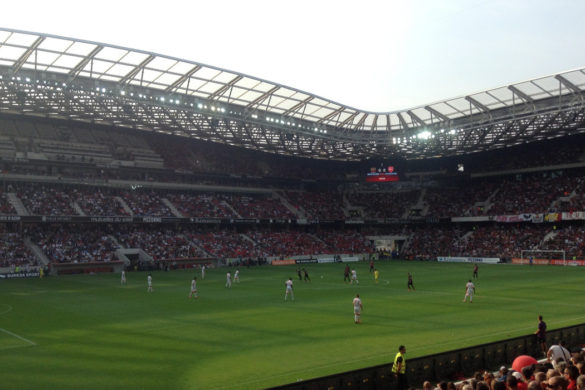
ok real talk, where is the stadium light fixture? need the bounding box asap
[417,130,431,140]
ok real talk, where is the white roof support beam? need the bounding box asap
[120,55,155,85]
[12,36,44,73]
[208,75,243,101]
[555,75,582,94]
[165,65,201,93]
[282,96,313,116]
[465,96,490,113]
[508,85,534,104]
[68,45,103,81]
[424,105,450,122]
[318,106,346,124]
[407,110,426,126]
[246,85,280,109]
[397,112,409,129]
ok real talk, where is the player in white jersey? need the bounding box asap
[353,294,363,323]
[201,265,206,279]
[121,270,126,285]
[226,272,232,288]
[189,277,198,299]
[147,274,153,292]
[351,269,359,284]
[234,269,240,283]
[284,278,294,301]
[463,280,475,303]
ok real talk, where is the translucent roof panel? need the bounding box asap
[0,27,583,140]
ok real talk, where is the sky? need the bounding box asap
[2,0,585,112]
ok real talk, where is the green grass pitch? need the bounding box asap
[1,260,584,390]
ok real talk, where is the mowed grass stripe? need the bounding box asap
[0,261,583,390]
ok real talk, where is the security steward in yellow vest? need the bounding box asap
[392,345,407,390]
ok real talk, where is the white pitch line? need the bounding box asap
[0,327,36,346]
[0,304,12,316]
[0,343,36,351]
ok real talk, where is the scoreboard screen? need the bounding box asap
[366,166,400,182]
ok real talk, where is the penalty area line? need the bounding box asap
[0,327,36,347]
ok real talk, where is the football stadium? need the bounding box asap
[1,24,585,390]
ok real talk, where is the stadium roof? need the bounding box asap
[1,28,585,161]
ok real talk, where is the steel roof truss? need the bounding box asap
[465,96,490,113]
[165,65,202,93]
[424,105,450,122]
[12,36,44,73]
[120,55,155,85]
[508,85,534,104]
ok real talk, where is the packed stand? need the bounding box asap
[16,183,77,216]
[164,193,236,218]
[316,230,375,254]
[185,231,266,259]
[539,225,585,260]
[454,224,549,259]
[248,231,331,257]
[0,232,39,268]
[346,191,418,219]
[0,191,16,215]
[114,226,202,260]
[120,190,174,217]
[71,187,130,216]
[27,225,118,263]
[285,191,345,220]
[488,175,575,215]
[402,225,467,260]
[226,194,296,219]
[425,181,499,218]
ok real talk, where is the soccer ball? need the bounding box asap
[320,275,323,279]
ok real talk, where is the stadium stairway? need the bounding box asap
[221,200,241,218]
[179,234,212,258]
[72,201,85,216]
[23,237,50,267]
[6,192,29,216]
[115,196,133,216]
[274,191,304,219]
[162,198,183,217]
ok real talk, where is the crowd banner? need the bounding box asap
[437,257,500,264]
[562,211,585,221]
[544,213,561,222]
